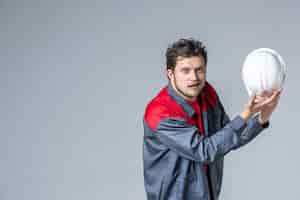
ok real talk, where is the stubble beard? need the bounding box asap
[173,79,202,101]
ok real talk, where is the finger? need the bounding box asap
[275,91,281,101]
[274,90,281,99]
[272,88,282,96]
[273,88,283,93]
[262,90,280,105]
[262,90,272,97]
[249,94,256,106]
[273,91,282,104]
[269,91,281,105]
[254,99,260,103]
[246,94,256,109]
[255,96,267,102]
[255,95,265,99]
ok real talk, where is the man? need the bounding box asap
[142,38,281,200]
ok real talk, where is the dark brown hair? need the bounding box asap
[166,38,207,70]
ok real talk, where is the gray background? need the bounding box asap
[1,0,299,199]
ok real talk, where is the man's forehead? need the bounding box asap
[176,56,206,67]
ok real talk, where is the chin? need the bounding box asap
[187,91,201,98]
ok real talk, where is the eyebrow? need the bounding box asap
[181,66,205,70]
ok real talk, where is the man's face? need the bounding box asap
[167,56,207,101]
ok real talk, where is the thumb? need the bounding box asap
[249,94,256,107]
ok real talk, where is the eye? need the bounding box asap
[181,68,190,74]
[196,68,205,73]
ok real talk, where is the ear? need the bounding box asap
[167,69,174,80]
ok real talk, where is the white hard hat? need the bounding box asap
[242,48,287,96]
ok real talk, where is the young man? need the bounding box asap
[142,38,281,200]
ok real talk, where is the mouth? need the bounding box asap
[188,83,202,88]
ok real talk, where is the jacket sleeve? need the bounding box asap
[233,115,267,149]
[155,115,249,163]
[219,102,267,150]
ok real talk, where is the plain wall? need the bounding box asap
[1,0,299,199]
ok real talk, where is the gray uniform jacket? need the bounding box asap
[143,82,268,200]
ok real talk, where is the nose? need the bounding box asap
[190,70,199,81]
